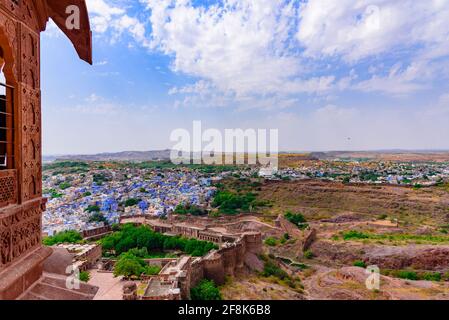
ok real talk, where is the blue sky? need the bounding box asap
[41,0,449,155]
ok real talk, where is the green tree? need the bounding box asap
[212,190,257,214]
[264,237,278,246]
[99,224,217,257]
[303,250,314,259]
[124,198,139,207]
[113,252,146,278]
[190,280,222,300]
[353,260,366,268]
[262,260,288,280]
[43,230,83,246]
[174,204,207,216]
[86,205,100,213]
[59,182,71,190]
[144,265,162,276]
[397,271,418,281]
[89,212,108,224]
[79,271,90,282]
[284,211,308,229]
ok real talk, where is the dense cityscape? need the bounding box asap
[42,158,449,236]
[42,163,219,236]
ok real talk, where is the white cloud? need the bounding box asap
[94,60,109,66]
[85,93,102,103]
[143,0,302,98]
[140,0,449,105]
[73,0,449,111]
[68,103,120,115]
[86,0,125,33]
[297,0,449,62]
[354,62,428,95]
[86,0,150,46]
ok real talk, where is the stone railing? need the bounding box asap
[0,169,17,208]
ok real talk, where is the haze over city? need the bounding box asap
[41,0,449,155]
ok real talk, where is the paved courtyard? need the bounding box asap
[89,270,124,300]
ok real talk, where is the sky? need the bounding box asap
[41,0,449,155]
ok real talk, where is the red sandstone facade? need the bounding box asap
[0,0,91,300]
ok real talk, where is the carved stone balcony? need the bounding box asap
[0,169,17,208]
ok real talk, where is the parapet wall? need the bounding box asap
[82,226,112,240]
[124,217,263,300]
[141,232,262,300]
[198,232,262,287]
[202,253,225,286]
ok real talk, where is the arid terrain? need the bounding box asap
[219,177,449,300]
[38,156,449,300]
[257,180,449,224]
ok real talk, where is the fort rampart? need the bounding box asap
[121,217,262,300]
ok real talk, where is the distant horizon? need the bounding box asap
[42,148,449,158]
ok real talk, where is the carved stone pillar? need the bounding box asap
[0,0,91,300]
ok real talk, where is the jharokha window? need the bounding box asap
[0,49,14,170]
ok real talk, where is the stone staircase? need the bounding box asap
[18,273,99,300]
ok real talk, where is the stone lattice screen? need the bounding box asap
[0,169,17,207]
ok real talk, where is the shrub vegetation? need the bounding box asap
[43,230,83,246]
[284,211,309,230]
[190,279,222,300]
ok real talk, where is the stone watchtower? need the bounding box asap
[0,0,91,299]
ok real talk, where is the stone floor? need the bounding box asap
[89,270,124,300]
[19,272,98,300]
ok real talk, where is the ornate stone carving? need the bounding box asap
[0,202,41,271]
[0,215,12,267]
[0,6,18,81]
[0,170,17,206]
[21,85,41,201]
[0,0,92,300]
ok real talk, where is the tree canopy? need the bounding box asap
[174,203,207,216]
[43,230,83,246]
[190,279,222,300]
[113,251,162,278]
[284,211,309,230]
[211,190,256,214]
[100,224,218,257]
[89,212,108,224]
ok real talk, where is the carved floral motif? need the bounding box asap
[0,203,41,271]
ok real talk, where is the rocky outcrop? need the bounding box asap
[301,228,317,252]
[312,241,449,272]
[303,266,449,300]
[365,246,449,271]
